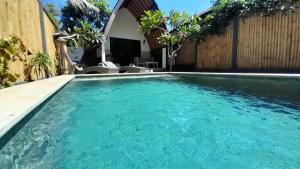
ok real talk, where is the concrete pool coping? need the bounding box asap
[75,72,300,78]
[0,75,75,139]
[0,72,300,139]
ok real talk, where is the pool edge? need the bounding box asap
[168,72,300,78]
[0,75,75,141]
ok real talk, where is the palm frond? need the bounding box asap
[67,0,99,13]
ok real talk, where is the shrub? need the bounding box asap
[30,52,53,80]
[0,35,26,88]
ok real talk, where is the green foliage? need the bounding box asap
[61,0,110,58]
[199,0,298,38]
[235,0,297,16]
[169,11,190,30]
[61,0,111,33]
[45,3,60,28]
[30,52,53,80]
[140,10,201,70]
[186,15,203,42]
[71,20,103,48]
[45,3,60,16]
[139,10,165,34]
[0,35,26,88]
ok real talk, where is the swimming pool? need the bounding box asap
[0,74,300,169]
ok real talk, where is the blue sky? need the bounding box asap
[42,0,212,15]
[156,0,211,14]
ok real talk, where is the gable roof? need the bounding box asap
[104,0,164,50]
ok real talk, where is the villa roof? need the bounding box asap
[104,0,165,50]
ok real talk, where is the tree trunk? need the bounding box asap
[170,62,173,71]
[168,46,173,72]
[169,53,176,72]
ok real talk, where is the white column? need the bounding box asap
[101,39,106,63]
[162,48,167,69]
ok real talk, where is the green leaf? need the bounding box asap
[6,73,17,82]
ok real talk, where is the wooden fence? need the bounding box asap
[176,40,196,70]
[0,0,58,81]
[176,2,300,72]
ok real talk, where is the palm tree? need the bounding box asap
[67,0,99,12]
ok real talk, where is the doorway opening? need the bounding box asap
[110,37,141,66]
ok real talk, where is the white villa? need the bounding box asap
[102,0,167,69]
[69,0,167,69]
[68,0,167,69]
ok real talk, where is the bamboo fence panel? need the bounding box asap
[177,2,300,72]
[177,40,196,65]
[237,7,300,70]
[197,23,233,70]
[0,0,57,81]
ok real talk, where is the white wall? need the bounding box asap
[67,47,84,62]
[105,8,150,57]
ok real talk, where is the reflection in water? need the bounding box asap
[177,75,300,110]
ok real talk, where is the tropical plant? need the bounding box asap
[71,20,103,48]
[23,59,34,82]
[46,3,60,16]
[0,35,26,88]
[30,52,53,80]
[140,10,201,71]
[60,0,111,65]
[61,0,111,34]
[68,19,105,65]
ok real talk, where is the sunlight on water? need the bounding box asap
[1,75,300,169]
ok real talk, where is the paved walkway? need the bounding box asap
[0,75,75,138]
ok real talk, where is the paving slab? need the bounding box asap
[0,75,75,138]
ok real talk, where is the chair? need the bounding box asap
[134,57,158,68]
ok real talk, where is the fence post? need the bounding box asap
[38,0,48,54]
[231,17,239,70]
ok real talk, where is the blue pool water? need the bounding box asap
[1,75,300,169]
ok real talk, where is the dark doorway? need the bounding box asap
[81,47,101,66]
[110,37,141,66]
